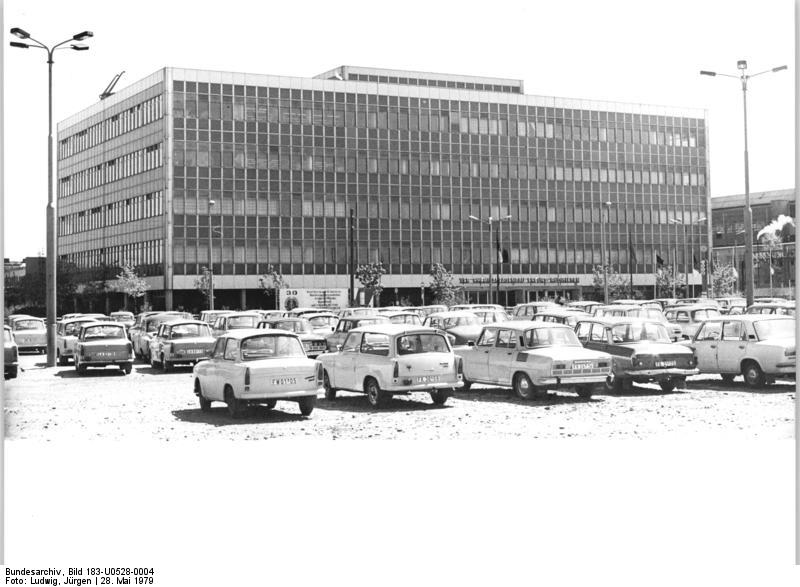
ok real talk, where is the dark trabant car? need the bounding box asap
[574,317,698,393]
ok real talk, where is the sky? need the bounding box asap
[2,0,795,261]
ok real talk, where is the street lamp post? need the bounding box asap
[670,216,706,297]
[700,61,787,306]
[599,201,612,304]
[349,208,356,306]
[208,199,216,311]
[9,27,93,367]
[469,214,511,305]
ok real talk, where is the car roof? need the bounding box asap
[427,310,479,318]
[301,311,338,317]
[576,316,664,326]
[535,308,586,316]
[515,301,558,307]
[665,304,721,311]
[348,324,442,336]
[714,314,792,322]
[219,328,301,340]
[484,320,574,331]
[161,319,210,327]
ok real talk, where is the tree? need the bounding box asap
[355,261,387,307]
[710,261,739,298]
[194,267,212,305]
[591,264,631,301]
[258,264,288,310]
[113,262,150,312]
[655,266,685,298]
[427,263,464,306]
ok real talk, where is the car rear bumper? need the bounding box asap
[533,374,610,387]
[387,378,463,392]
[624,367,699,381]
[239,386,323,400]
[81,359,133,367]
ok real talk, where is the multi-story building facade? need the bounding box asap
[57,66,710,311]
[712,189,795,297]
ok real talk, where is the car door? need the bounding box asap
[201,337,227,400]
[335,332,362,390]
[487,328,517,385]
[716,320,748,374]
[692,321,723,373]
[468,327,497,382]
[575,321,593,347]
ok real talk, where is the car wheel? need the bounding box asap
[194,379,211,413]
[460,378,473,392]
[575,384,594,399]
[224,385,246,419]
[57,351,68,366]
[122,363,132,375]
[429,389,450,405]
[162,354,172,372]
[150,353,160,369]
[6,366,18,379]
[298,395,316,416]
[323,371,337,400]
[365,377,388,408]
[513,372,538,400]
[604,375,625,394]
[264,399,277,410]
[659,379,676,393]
[742,361,766,387]
[720,373,736,384]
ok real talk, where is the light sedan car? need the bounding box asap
[11,317,47,354]
[149,320,216,371]
[74,323,134,375]
[211,312,264,338]
[257,317,328,358]
[302,312,340,335]
[574,317,698,393]
[383,311,423,326]
[193,329,321,418]
[4,326,19,379]
[110,311,135,331]
[326,315,390,351]
[531,308,586,328]
[664,305,722,340]
[685,315,795,386]
[744,303,795,317]
[456,322,611,399]
[318,324,462,407]
[422,311,484,345]
[57,317,101,365]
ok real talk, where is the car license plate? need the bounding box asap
[572,360,593,369]
[416,375,441,383]
[184,349,203,354]
[96,352,114,357]
[272,377,296,385]
[655,360,676,368]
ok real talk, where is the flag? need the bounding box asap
[628,231,637,264]
[655,253,664,267]
[693,254,700,271]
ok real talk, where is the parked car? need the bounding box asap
[591,304,641,318]
[565,301,601,313]
[302,312,339,335]
[288,307,336,318]
[415,305,448,318]
[451,303,505,313]
[683,315,795,386]
[318,324,462,407]
[132,312,193,360]
[257,317,328,358]
[199,310,233,325]
[472,309,510,325]
[574,317,698,392]
[611,306,683,342]
[211,312,264,338]
[422,311,484,345]
[531,308,585,328]
[192,329,321,418]
[337,307,380,319]
[110,311,136,330]
[326,315,391,351]
[74,322,134,375]
[715,297,747,315]
[457,321,612,399]
[511,301,558,319]
[744,302,795,317]
[664,305,723,340]
[57,317,101,365]
[383,311,423,326]
[10,317,47,354]
[149,320,216,371]
[4,326,19,379]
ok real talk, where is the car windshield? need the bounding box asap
[170,324,211,338]
[753,319,795,340]
[630,309,665,321]
[83,325,125,340]
[611,322,671,343]
[228,316,259,329]
[240,335,305,360]
[272,321,308,333]
[524,327,581,347]
[389,314,419,324]
[13,319,44,331]
[357,318,388,326]
[65,320,94,336]
[443,316,478,328]
[692,309,721,320]
[308,316,337,327]
[396,333,450,355]
[111,313,134,320]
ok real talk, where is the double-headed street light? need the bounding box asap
[9,27,93,367]
[207,199,217,311]
[700,60,787,306]
[669,216,707,297]
[599,201,613,304]
[469,214,512,305]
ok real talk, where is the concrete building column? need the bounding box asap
[240,289,246,310]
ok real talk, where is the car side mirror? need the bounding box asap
[466,341,475,347]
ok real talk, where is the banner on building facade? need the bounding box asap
[278,288,349,311]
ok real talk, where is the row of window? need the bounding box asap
[58,143,163,198]
[172,93,703,146]
[58,95,163,159]
[58,191,164,236]
[344,73,522,94]
[171,142,705,185]
[60,239,163,271]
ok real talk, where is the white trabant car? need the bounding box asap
[193,329,321,418]
[4,326,19,379]
[149,319,216,371]
[318,324,463,408]
[11,317,47,353]
[74,323,134,375]
[57,317,102,365]
[684,315,795,386]
[456,321,612,400]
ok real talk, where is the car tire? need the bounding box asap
[365,377,388,408]
[194,379,212,413]
[76,362,88,375]
[298,395,316,416]
[264,399,277,410]
[575,384,594,399]
[460,378,473,392]
[122,364,132,375]
[513,372,538,400]
[323,371,337,400]
[224,385,246,419]
[429,389,450,405]
[6,366,18,379]
[162,354,172,372]
[742,361,766,387]
[604,375,625,394]
[57,351,68,366]
[720,373,736,384]
[150,353,160,369]
[659,379,676,393]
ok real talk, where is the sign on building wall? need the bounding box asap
[278,288,349,311]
